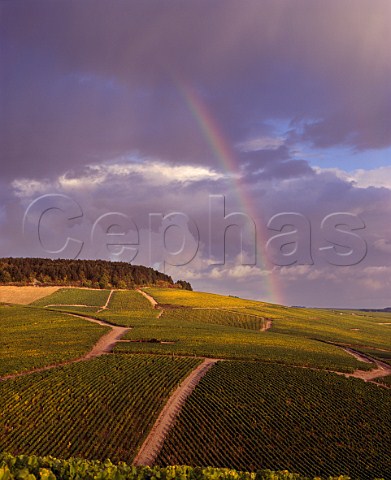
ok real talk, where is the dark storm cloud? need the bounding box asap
[1,0,391,307]
[1,0,391,181]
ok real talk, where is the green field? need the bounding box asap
[146,288,266,308]
[32,288,111,308]
[95,290,160,327]
[46,305,104,314]
[268,309,391,351]
[114,313,367,372]
[102,289,159,324]
[0,355,200,463]
[108,290,154,312]
[144,289,391,357]
[157,361,390,479]
[159,309,266,331]
[0,305,108,376]
[377,375,391,386]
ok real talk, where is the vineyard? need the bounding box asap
[146,288,266,308]
[157,361,391,479]
[95,290,160,327]
[161,308,266,331]
[107,290,155,312]
[0,305,108,376]
[377,375,391,386]
[0,284,390,479]
[0,453,356,480]
[146,289,391,352]
[267,309,390,351]
[32,288,111,309]
[0,355,200,463]
[114,308,370,373]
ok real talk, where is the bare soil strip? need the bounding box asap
[0,286,60,305]
[133,358,219,466]
[137,289,158,307]
[137,289,163,318]
[261,319,272,331]
[97,289,114,312]
[0,314,130,381]
[341,347,391,381]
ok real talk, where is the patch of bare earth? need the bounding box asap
[342,347,391,382]
[261,319,272,331]
[133,358,219,466]
[0,286,60,305]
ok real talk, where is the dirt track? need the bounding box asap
[137,289,158,307]
[133,358,219,466]
[0,314,130,381]
[342,347,391,381]
[137,289,163,317]
[97,289,114,312]
[259,318,272,331]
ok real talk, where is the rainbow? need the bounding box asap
[175,78,284,305]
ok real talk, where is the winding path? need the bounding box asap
[341,347,391,381]
[137,289,158,307]
[0,313,130,381]
[133,358,219,466]
[137,289,163,317]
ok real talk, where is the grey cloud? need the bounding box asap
[1,0,391,182]
[1,0,391,307]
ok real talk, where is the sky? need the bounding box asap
[1,0,391,308]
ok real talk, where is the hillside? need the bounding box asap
[0,283,390,478]
[0,257,192,290]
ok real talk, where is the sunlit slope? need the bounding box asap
[157,361,391,479]
[0,355,200,463]
[0,305,108,376]
[110,289,370,372]
[97,290,160,327]
[115,319,364,372]
[146,288,391,353]
[3,286,388,376]
[146,288,270,308]
[107,290,153,312]
[32,288,110,308]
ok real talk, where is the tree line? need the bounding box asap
[0,257,192,290]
